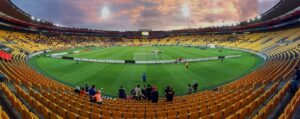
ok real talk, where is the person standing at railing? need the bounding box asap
[135,85,144,101]
[89,85,97,102]
[165,86,175,102]
[80,88,87,96]
[118,86,127,99]
[92,90,103,105]
[85,84,89,92]
[187,84,193,94]
[130,86,136,99]
[146,84,152,101]
[193,83,198,93]
[151,86,159,103]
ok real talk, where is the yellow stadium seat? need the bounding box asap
[134,112,144,118]
[67,111,79,119]
[211,111,222,119]
[200,108,209,117]
[123,112,133,118]
[101,110,111,117]
[177,113,189,119]
[111,111,122,118]
[90,113,101,119]
[79,110,90,118]
[200,115,212,119]
[145,112,156,118]
[157,111,167,118]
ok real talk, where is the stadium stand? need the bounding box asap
[278,88,300,119]
[0,26,299,118]
[0,0,300,119]
[0,105,9,119]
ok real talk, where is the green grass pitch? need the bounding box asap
[29,46,264,96]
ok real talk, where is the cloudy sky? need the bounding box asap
[11,0,280,31]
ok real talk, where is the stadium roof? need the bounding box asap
[0,0,53,26]
[1,0,287,30]
[260,0,300,21]
[0,0,299,34]
[0,0,31,22]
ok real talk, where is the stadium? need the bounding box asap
[0,0,299,119]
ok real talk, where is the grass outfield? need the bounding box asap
[29,46,264,96]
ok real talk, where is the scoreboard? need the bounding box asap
[141,32,149,36]
[139,29,151,36]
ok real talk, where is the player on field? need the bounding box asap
[142,73,147,82]
[185,62,189,69]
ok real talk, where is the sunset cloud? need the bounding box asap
[11,0,279,30]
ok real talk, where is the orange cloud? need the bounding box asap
[11,0,278,30]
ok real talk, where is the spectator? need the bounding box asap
[135,85,144,101]
[142,85,147,99]
[151,86,159,103]
[166,87,175,102]
[193,83,198,93]
[88,85,97,96]
[80,88,87,96]
[187,84,193,94]
[85,84,89,92]
[92,90,103,105]
[165,86,170,99]
[118,86,127,99]
[146,84,152,101]
[130,86,136,99]
[74,86,80,94]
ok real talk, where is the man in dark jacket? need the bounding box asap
[165,86,170,99]
[118,86,127,99]
[85,84,89,92]
[130,87,136,99]
[151,86,159,103]
[166,87,175,102]
[88,85,97,102]
[193,83,198,93]
[88,85,97,96]
[141,85,147,99]
[146,84,152,101]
